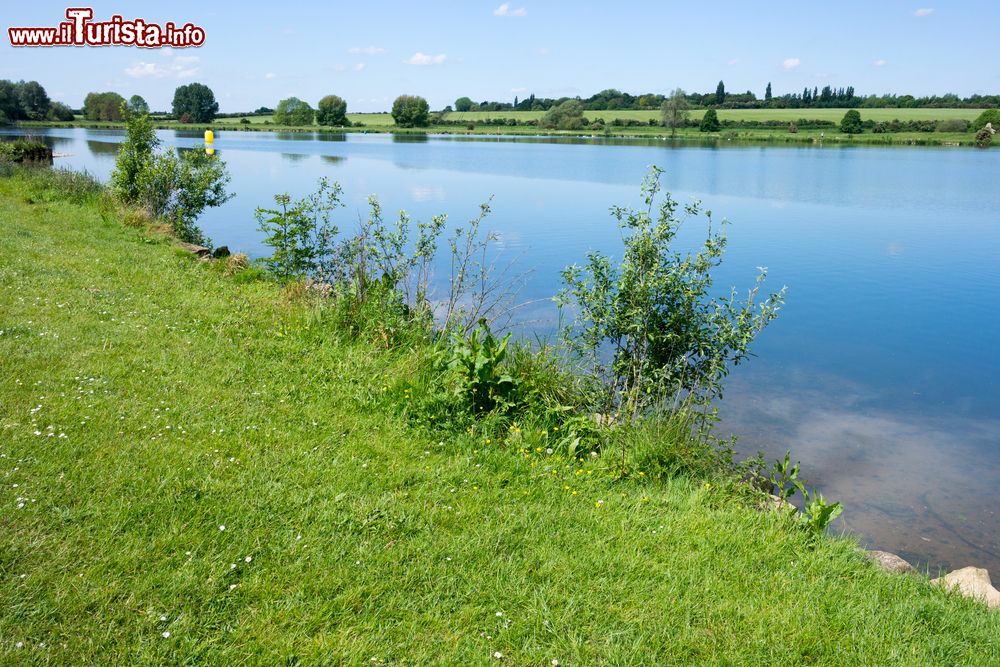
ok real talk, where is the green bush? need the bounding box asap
[935,118,970,133]
[110,109,232,245]
[699,108,721,132]
[840,110,863,134]
[557,167,785,420]
[0,140,52,163]
[971,108,1000,132]
[542,100,587,131]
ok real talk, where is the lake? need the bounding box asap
[7,127,999,574]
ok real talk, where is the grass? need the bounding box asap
[1,167,999,664]
[440,108,986,123]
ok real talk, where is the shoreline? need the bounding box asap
[11,119,994,148]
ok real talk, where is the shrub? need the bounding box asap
[936,118,970,133]
[542,100,586,131]
[111,109,232,244]
[971,109,1000,132]
[557,167,785,420]
[840,110,863,134]
[699,108,721,132]
[255,178,344,279]
[0,140,52,163]
[976,125,995,147]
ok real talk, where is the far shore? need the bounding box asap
[11,111,995,149]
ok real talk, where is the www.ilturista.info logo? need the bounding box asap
[8,8,205,48]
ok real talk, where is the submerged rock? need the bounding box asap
[866,550,915,574]
[932,567,1000,608]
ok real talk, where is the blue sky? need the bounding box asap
[2,1,997,112]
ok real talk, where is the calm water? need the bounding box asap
[8,128,1000,573]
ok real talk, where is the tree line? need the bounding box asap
[451,82,1000,113]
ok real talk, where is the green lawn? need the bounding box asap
[1,169,999,663]
[442,108,985,123]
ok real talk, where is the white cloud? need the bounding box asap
[914,7,933,16]
[536,47,550,56]
[873,59,887,67]
[125,54,200,79]
[782,57,801,70]
[727,58,739,66]
[264,72,277,79]
[353,63,366,72]
[404,52,447,66]
[493,3,527,17]
[348,46,385,55]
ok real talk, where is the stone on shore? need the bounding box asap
[931,567,1000,608]
[866,550,915,575]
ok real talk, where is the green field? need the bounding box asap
[442,108,984,123]
[2,166,1000,663]
[207,108,985,127]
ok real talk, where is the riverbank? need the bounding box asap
[15,117,992,148]
[1,167,998,663]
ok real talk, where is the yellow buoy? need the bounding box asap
[205,147,215,156]
[204,129,214,144]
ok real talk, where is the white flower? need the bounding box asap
[162,631,170,638]
[244,556,252,563]
[495,611,503,617]
[159,615,167,622]
[493,651,503,659]
[219,525,225,531]
[552,660,560,666]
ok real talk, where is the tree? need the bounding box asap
[15,80,50,120]
[840,109,863,134]
[171,83,218,123]
[127,95,149,115]
[454,97,474,112]
[699,108,720,132]
[0,80,21,122]
[316,95,348,126]
[660,88,689,137]
[46,102,74,122]
[541,100,586,130]
[274,97,315,126]
[83,92,126,121]
[715,80,726,106]
[391,95,430,127]
[765,82,772,101]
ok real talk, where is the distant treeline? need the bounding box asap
[451,83,1000,113]
[428,114,973,134]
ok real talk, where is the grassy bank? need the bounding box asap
[14,106,994,147]
[1,167,999,664]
